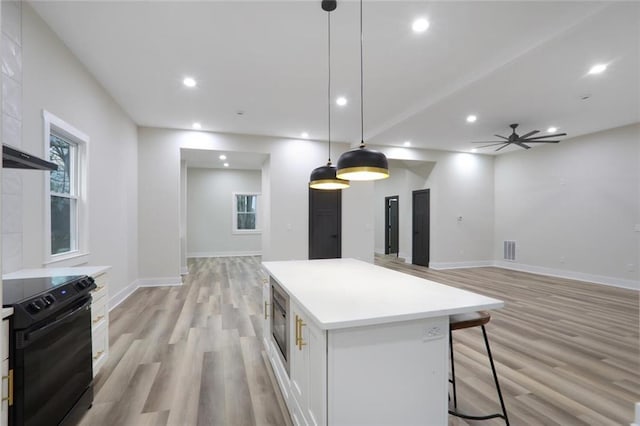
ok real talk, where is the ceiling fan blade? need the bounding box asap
[523,133,567,140]
[519,130,539,139]
[494,134,509,140]
[476,142,508,148]
[523,140,560,143]
[515,142,531,149]
[472,140,506,144]
[495,143,510,152]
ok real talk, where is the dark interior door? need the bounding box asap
[412,189,430,267]
[385,196,399,255]
[309,189,341,259]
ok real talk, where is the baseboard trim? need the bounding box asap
[187,251,262,258]
[180,266,189,276]
[430,260,494,270]
[137,277,183,287]
[494,261,640,290]
[109,279,139,311]
[108,276,183,311]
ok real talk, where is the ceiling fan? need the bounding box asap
[473,124,567,151]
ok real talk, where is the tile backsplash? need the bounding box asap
[2,1,23,274]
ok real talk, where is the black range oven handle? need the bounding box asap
[22,297,92,346]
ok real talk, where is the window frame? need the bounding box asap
[232,192,261,234]
[43,110,89,265]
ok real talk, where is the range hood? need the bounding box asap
[3,144,57,171]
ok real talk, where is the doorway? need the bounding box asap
[412,189,430,267]
[384,196,399,256]
[309,189,342,259]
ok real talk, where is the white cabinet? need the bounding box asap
[91,272,109,376]
[290,302,327,426]
[1,319,10,426]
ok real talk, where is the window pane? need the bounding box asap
[237,213,256,230]
[50,134,72,194]
[51,196,75,254]
[246,195,256,213]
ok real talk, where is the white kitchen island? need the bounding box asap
[262,258,504,426]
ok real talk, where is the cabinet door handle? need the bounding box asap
[2,369,13,406]
[297,317,307,350]
[264,302,270,320]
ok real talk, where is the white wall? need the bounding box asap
[373,146,496,268]
[187,168,261,257]
[494,123,640,289]
[14,4,139,300]
[374,164,430,261]
[137,127,376,281]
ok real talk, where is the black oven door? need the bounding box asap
[11,296,93,426]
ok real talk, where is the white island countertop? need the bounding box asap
[262,258,503,330]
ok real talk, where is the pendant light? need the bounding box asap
[336,0,389,181]
[309,1,350,190]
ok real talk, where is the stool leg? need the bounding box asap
[481,325,509,426]
[449,329,457,409]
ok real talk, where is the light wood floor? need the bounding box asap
[80,256,639,426]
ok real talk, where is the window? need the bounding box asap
[44,111,88,263]
[49,134,78,254]
[233,193,260,233]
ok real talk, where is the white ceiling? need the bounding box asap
[180,148,268,170]
[31,1,640,155]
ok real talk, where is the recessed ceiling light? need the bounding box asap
[223,163,229,167]
[219,154,227,160]
[588,63,607,75]
[471,148,478,153]
[336,97,347,106]
[412,18,430,33]
[192,122,201,130]
[301,132,309,139]
[466,115,477,123]
[403,141,411,147]
[183,77,197,87]
[547,127,558,133]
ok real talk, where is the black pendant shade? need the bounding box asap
[309,162,350,190]
[336,144,389,181]
[335,0,389,182]
[308,1,350,191]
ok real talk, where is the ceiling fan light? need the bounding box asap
[309,164,350,190]
[336,146,389,181]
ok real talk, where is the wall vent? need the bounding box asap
[503,240,516,261]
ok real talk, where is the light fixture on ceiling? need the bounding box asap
[547,126,558,133]
[471,148,478,153]
[336,0,389,181]
[336,96,347,106]
[301,132,310,139]
[412,18,430,33]
[466,114,477,123]
[403,141,411,147]
[192,122,202,130]
[309,0,350,191]
[223,163,229,167]
[183,77,197,87]
[588,63,607,75]
[219,154,227,160]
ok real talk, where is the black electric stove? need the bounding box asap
[3,275,96,329]
[3,275,96,426]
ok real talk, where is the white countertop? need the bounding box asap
[3,265,111,280]
[262,258,504,330]
[2,307,13,319]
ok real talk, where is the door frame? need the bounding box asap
[384,195,399,256]
[412,189,430,267]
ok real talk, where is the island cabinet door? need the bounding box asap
[290,302,327,426]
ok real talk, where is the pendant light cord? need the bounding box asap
[328,12,332,164]
[360,0,364,147]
